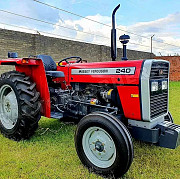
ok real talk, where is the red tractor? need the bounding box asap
[0,4,179,178]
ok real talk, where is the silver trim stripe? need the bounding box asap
[141,60,152,121]
[71,67,136,75]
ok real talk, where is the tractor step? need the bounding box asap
[51,112,63,119]
[156,121,180,149]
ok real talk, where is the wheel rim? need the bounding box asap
[82,126,116,168]
[0,84,18,129]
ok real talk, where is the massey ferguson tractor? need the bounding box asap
[0,4,179,178]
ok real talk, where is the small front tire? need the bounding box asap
[165,112,174,123]
[75,112,133,178]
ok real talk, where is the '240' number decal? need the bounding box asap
[116,68,132,74]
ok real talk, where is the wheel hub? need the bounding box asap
[82,126,116,168]
[95,141,104,152]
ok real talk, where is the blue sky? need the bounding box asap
[0,0,179,55]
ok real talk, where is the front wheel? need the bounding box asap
[75,112,133,178]
[164,112,174,123]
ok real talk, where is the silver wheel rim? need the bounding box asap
[82,126,116,168]
[0,84,18,129]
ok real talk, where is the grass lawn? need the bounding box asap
[0,82,179,179]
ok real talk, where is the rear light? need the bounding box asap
[21,59,29,64]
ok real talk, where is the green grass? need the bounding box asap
[0,82,180,179]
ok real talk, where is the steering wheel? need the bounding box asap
[58,56,82,66]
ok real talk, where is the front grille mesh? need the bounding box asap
[150,61,169,118]
[150,62,169,79]
[150,92,168,118]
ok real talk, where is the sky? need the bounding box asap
[0,0,180,56]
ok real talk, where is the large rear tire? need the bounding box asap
[0,71,41,141]
[75,112,133,178]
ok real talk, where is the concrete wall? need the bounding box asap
[0,28,153,60]
[0,28,155,76]
[155,56,180,81]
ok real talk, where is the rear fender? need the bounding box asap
[14,59,51,118]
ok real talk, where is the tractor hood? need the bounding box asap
[67,60,144,85]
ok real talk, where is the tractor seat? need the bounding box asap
[37,55,65,78]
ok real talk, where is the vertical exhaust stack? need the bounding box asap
[111,4,120,61]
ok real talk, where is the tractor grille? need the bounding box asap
[150,61,169,118]
[150,61,169,79]
[150,92,168,118]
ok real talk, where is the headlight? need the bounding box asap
[162,80,168,90]
[151,81,158,92]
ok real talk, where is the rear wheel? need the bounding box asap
[0,71,41,141]
[75,112,133,178]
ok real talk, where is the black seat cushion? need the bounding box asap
[37,55,57,71]
[37,54,65,78]
[46,71,65,78]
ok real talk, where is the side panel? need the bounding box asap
[16,60,51,118]
[68,60,143,85]
[117,86,141,120]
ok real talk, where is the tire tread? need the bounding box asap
[0,71,41,141]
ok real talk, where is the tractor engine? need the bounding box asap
[50,84,118,118]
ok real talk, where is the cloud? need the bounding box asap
[52,14,112,45]
[126,13,180,55]
[129,12,180,34]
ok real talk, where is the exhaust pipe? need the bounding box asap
[111,4,120,61]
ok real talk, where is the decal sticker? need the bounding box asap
[71,67,136,75]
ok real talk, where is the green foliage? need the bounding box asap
[0,82,179,179]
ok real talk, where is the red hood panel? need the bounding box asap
[68,60,144,85]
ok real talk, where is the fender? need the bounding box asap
[0,58,51,118]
